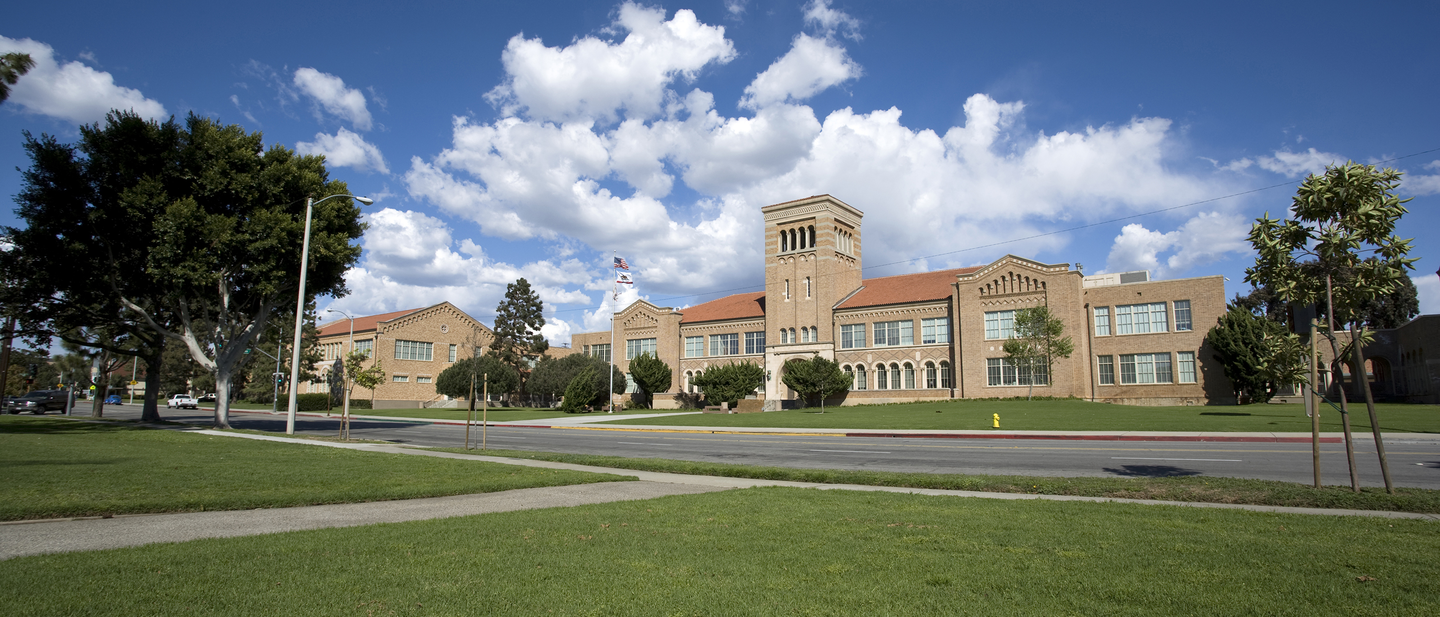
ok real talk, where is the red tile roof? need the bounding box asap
[318,308,422,338]
[679,292,766,324]
[836,267,982,310]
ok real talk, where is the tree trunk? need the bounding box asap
[212,370,233,429]
[139,350,163,422]
[1350,324,1394,493]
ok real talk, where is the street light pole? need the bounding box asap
[286,194,371,434]
[327,307,356,440]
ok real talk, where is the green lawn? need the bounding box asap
[598,398,1440,432]
[452,448,1440,514]
[2,488,1434,615]
[0,416,630,521]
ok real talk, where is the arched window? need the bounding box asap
[876,365,888,389]
[808,225,815,248]
[903,363,915,389]
[780,231,787,252]
[925,362,937,389]
[939,361,951,388]
[855,365,867,390]
[684,370,693,393]
[843,365,853,388]
[890,363,902,390]
[799,227,807,249]
[805,277,811,298]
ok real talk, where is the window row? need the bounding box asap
[1093,300,1192,336]
[779,327,817,345]
[389,374,432,384]
[779,224,816,253]
[683,332,767,358]
[986,357,1049,387]
[842,361,951,391]
[838,317,949,349]
[626,337,657,360]
[783,277,813,300]
[394,339,433,361]
[1096,351,1196,385]
[583,343,611,363]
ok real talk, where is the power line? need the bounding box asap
[544,146,1440,316]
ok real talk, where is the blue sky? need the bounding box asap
[5,0,1439,345]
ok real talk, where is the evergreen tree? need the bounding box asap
[491,278,548,391]
[1206,304,1308,405]
[780,355,850,410]
[691,362,765,407]
[628,352,673,408]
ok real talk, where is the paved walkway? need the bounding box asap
[3,428,1435,561]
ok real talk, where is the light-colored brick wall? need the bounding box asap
[954,257,1088,399]
[301,302,493,404]
[1085,275,1228,405]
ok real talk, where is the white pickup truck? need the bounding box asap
[166,394,198,409]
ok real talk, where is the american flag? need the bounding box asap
[613,256,630,270]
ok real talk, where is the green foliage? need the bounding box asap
[491,278,548,388]
[528,353,610,398]
[559,363,625,412]
[434,355,519,401]
[0,111,365,427]
[344,349,386,395]
[1357,272,1420,329]
[0,52,35,104]
[691,362,765,407]
[295,393,330,412]
[627,352,672,408]
[1001,306,1074,398]
[780,355,850,408]
[1206,305,1308,404]
[345,399,372,410]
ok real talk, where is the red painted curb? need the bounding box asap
[844,432,1343,443]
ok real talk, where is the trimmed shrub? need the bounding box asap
[296,393,330,411]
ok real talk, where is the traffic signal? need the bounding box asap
[275,373,285,386]
[27,363,37,378]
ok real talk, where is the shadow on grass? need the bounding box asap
[1200,412,1252,417]
[0,417,147,435]
[1102,465,1202,478]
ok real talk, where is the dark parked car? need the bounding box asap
[104,394,122,405]
[7,390,68,414]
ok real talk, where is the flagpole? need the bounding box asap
[609,250,616,413]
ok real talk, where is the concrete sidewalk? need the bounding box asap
[3,428,1435,561]
[235,408,1440,445]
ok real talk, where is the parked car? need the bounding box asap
[7,390,68,414]
[104,394,122,405]
[197,393,217,402]
[166,394,198,409]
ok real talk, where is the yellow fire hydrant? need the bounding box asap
[992,413,1000,429]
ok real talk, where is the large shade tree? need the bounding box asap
[1246,161,1415,493]
[491,278,548,392]
[1,111,365,428]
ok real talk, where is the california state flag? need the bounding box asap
[616,272,634,285]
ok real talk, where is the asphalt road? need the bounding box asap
[76,404,1440,490]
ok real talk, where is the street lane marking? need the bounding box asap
[810,449,892,454]
[1111,457,1242,462]
[617,441,670,446]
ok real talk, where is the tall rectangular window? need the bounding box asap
[1174,300,1193,331]
[745,331,766,354]
[685,336,704,358]
[1119,353,1173,384]
[626,338,657,360]
[1094,307,1111,336]
[854,365,867,390]
[921,317,950,344]
[448,344,457,363]
[873,320,913,347]
[984,310,1015,340]
[709,333,739,356]
[394,340,433,361]
[987,358,1022,386]
[1097,355,1115,385]
[1116,303,1169,334]
[589,344,611,362]
[354,339,373,357]
[1177,351,1196,383]
[840,324,865,349]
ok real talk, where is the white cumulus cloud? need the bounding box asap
[330,209,592,341]
[740,33,861,109]
[0,36,166,124]
[293,67,373,130]
[296,127,389,174]
[804,0,862,40]
[1254,147,1344,177]
[484,2,735,123]
[1402,160,1440,195]
[1103,212,1251,278]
